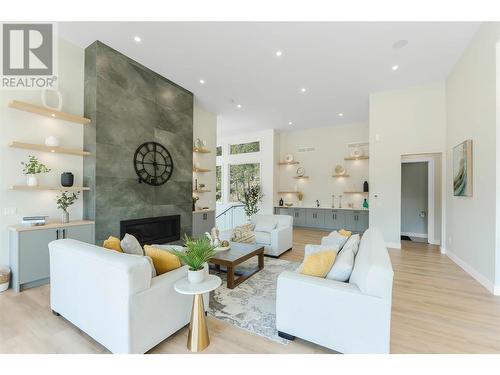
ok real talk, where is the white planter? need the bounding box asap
[26,174,38,187]
[188,267,207,284]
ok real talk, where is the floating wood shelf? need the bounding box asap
[9,100,91,125]
[192,167,212,173]
[9,185,90,192]
[193,189,211,193]
[293,176,309,179]
[278,161,299,165]
[278,191,303,194]
[9,141,91,156]
[193,147,211,154]
[344,156,369,161]
[332,174,350,178]
[343,191,369,194]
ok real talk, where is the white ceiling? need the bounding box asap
[59,22,479,136]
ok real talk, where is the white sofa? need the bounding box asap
[220,214,293,257]
[276,227,394,353]
[49,239,208,354]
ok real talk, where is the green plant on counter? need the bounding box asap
[56,192,80,212]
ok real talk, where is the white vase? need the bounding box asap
[26,174,38,187]
[41,88,63,111]
[188,267,207,284]
[45,135,60,147]
[61,211,69,224]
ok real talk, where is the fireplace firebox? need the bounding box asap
[120,215,180,246]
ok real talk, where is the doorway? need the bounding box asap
[401,161,429,243]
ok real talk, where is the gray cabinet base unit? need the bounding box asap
[274,207,368,233]
[192,211,215,238]
[9,220,95,292]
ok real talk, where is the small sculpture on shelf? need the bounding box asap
[192,195,199,211]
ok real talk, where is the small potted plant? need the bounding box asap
[169,235,217,283]
[56,191,80,224]
[21,155,51,186]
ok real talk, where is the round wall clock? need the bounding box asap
[133,142,174,186]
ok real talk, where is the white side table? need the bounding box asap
[174,274,221,352]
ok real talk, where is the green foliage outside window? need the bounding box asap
[229,141,260,155]
[229,163,260,202]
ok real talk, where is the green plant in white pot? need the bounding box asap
[169,235,217,283]
[56,191,79,224]
[21,155,51,187]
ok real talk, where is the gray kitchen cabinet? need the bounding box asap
[9,221,95,292]
[345,211,369,232]
[305,208,325,228]
[291,208,306,226]
[324,209,346,230]
[277,207,293,217]
[192,211,215,238]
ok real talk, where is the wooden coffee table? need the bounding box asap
[209,242,264,289]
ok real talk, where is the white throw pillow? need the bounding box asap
[326,234,360,281]
[121,233,144,256]
[253,217,278,232]
[320,231,349,249]
[326,246,355,282]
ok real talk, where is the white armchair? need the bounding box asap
[276,228,394,353]
[49,239,208,354]
[251,214,293,257]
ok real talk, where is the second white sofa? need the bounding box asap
[276,227,394,353]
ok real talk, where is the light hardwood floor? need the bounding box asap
[1,228,500,354]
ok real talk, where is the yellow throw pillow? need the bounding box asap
[301,251,337,278]
[144,245,182,275]
[338,229,352,238]
[103,236,123,252]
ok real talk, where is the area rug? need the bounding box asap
[208,256,300,344]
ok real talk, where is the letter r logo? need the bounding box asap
[2,24,53,75]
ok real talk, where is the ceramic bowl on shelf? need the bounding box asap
[284,154,294,163]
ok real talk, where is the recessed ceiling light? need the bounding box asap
[392,65,399,71]
[288,121,293,125]
[276,50,283,57]
[237,104,242,108]
[199,79,205,84]
[392,39,408,49]
[338,113,344,117]
[134,36,141,43]
[300,88,306,93]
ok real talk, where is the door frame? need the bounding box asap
[401,156,435,244]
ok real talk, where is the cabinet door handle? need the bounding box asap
[63,229,66,238]
[56,229,59,240]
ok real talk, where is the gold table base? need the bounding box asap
[187,294,210,352]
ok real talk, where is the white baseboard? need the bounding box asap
[429,239,441,246]
[401,231,427,239]
[439,246,447,254]
[386,242,401,249]
[445,248,499,295]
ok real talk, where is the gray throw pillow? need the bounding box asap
[121,233,144,256]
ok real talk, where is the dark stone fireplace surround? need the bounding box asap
[83,41,193,246]
[120,215,180,246]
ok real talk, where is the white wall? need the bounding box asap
[0,38,85,265]
[369,83,447,248]
[216,129,278,215]
[278,123,369,208]
[193,101,217,211]
[446,23,500,291]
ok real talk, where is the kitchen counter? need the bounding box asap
[275,205,368,211]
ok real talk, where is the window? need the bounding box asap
[229,141,260,155]
[216,146,222,156]
[229,163,260,202]
[216,166,222,202]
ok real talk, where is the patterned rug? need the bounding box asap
[208,256,300,344]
